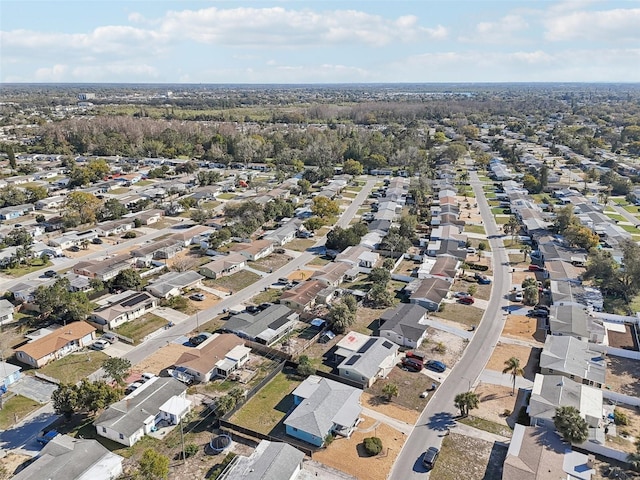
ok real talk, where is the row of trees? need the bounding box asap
[0,184,49,208]
[583,239,640,304]
[551,205,600,250]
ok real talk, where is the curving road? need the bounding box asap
[388,170,512,479]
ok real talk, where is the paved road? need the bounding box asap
[388,170,512,479]
[608,200,640,226]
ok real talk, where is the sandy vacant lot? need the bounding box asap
[131,342,192,375]
[361,392,419,425]
[473,383,521,428]
[501,314,545,345]
[423,327,469,371]
[486,343,539,381]
[313,416,408,480]
[0,453,31,478]
[430,432,506,480]
[605,354,640,398]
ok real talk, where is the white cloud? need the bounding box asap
[460,14,529,44]
[34,64,68,82]
[544,7,640,42]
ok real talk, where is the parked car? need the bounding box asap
[528,309,549,317]
[101,332,118,343]
[141,372,156,382]
[422,447,440,470]
[274,248,286,254]
[125,382,144,395]
[43,270,58,278]
[420,391,429,398]
[259,302,274,310]
[91,339,110,350]
[68,245,80,252]
[189,332,212,346]
[36,430,59,445]
[92,237,103,244]
[189,293,205,301]
[400,357,422,372]
[425,360,446,373]
[458,296,475,305]
[453,291,471,298]
[245,305,260,313]
[514,291,524,302]
[476,275,492,285]
[528,264,544,272]
[466,247,476,254]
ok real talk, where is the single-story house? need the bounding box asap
[35,195,67,211]
[169,225,214,247]
[95,377,191,447]
[12,435,124,480]
[94,218,134,237]
[263,219,302,246]
[407,277,453,311]
[90,291,158,330]
[224,305,299,345]
[284,375,362,447]
[1,361,21,389]
[221,440,305,480]
[0,203,34,220]
[311,261,351,287]
[502,424,595,480]
[280,280,327,311]
[174,333,250,382]
[549,304,606,343]
[231,239,274,261]
[335,245,370,267]
[130,238,184,266]
[15,321,96,368]
[73,254,133,282]
[334,331,399,387]
[145,270,204,299]
[48,230,99,249]
[199,253,246,279]
[379,304,430,348]
[539,335,606,388]
[0,298,14,325]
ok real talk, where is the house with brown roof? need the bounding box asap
[15,321,96,368]
[174,333,250,382]
[130,238,184,266]
[230,239,274,261]
[169,225,214,247]
[199,253,247,279]
[311,262,351,287]
[280,280,327,311]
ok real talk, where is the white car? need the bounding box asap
[91,339,110,350]
[514,291,524,302]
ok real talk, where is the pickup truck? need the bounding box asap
[36,429,59,445]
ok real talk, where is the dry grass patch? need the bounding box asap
[430,432,506,480]
[433,302,484,328]
[501,314,545,344]
[132,343,193,375]
[485,343,539,381]
[472,383,521,429]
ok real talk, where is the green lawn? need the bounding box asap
[464,224,486,235]
[484,191,497,199]
[217,193,237,200]
[199,200,221,210]
[491,207,510,215]
[230,370,302,435]
[285,238,316,252]
[109,187,130,194]
[619,224,640,234]
[433,302,484,328]
[250,288,283,305]
[0,395,41,429]
[38,351,109,384]
[458,416,512,437]
[495,215,510,224]
[1,257,53,277]
[135,180,155,186]
[113,313,168,344]
[623,205,640,215]
[207,270,261,292]
[605,213,627,223]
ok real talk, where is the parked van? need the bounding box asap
[101,332,118,344]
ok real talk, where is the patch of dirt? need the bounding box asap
[251,253,294,272]
[431,432,506,480]
[187,292,221,313]
[312,417,407,480]
[361,392,419,425]
[0,453,32,477]
[501,314,545,344]
[485,343,539,381]
[421,327,468,371]
[605,354,640,397]
[132,343,193,375]
[511,269,537,287]
[473,384,521,426]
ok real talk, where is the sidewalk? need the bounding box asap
[479,369,534,390]
[360,406,414,436]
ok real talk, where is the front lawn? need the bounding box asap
[38,351,109,384]
[285,238,316,252]
[1,257,53,277]
[0,395,41,429]
[250,288,283,305]
[207,270,261,292]
[113,313,168,344]
[433,302,484,328]
[217,193,237,200]
[230,368,302,435]
[464,224,486,235]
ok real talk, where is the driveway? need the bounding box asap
[8,376,57,404]
[152,307,189,324]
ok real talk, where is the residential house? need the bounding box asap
[335,245,379,268]
[170,225,214,247]
[407,277,453,311]
[539,335,606,388]
[334,331,399,387]
[549,304,606,343]
[174,333,250,382]
[145,270,204,299]
[73,254,133,282]
[280,280,327,312]
[32,241,63,258]
[15,321,96,368]
[264,219,302,246]
[94,377,190,447]
[0,246,17,268]
[545,260,584,285]
[502,424,595,480]
[417,255,460,281]
[35,195,67,211]
[311,262,351,287]
[1,361,21,390]
[379,304,430,348]
[224,304,299,345]
[90,291,158,330]
[199,253,246,279]
[284,375,362,447]
[0,298,14,325]
[129,209,164,225]
[0,203,34,220]
[130,238,184,266]
[8,279,55,304]
[94,219,134,237]
[49,230,98,249]
[230,239,274,261]
[12,435,124,480]
[221,440,305,480]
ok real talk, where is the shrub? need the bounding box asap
[614,408,629,426]
[324,433,335,446]
[363,437,383,456]
[467,263,489,271]
[184,443,199,458]
[122,231,137,239]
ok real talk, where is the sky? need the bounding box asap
[1,0,640,84]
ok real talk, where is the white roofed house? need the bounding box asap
[145,270,204,299]
[73,254,133,282]
[334,331,399,387]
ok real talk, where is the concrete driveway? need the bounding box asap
[8,376,57,404]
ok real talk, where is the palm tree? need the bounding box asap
[454,391,479,417]
[553,406,589,444]
[382,383,399,401]
[520,244,532,263]
[502,357,524,396]
[81,239,90,250]
[503,215,520,246]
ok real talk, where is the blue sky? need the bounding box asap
[1,0,639,83]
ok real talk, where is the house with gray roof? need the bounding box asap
[334,331,399,387]
[379,304,429,348]
[528,374,603,442]
[540,335,606,388]
[224,304,299,346]
[145,270,204,299]
[549,304,606,343]
[407,277,452,311]
[95,377,190,446]
[12,434,124,480]
[220,440,305,480]
[284,375,362,447]
[263,219,302,246]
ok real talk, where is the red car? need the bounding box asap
[528,264,544,272]
[458,296,475,305]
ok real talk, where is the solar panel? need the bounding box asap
[357,338,377,353]
[344,355,360,366]
[121,293,149,307]
[382,341,393,349]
